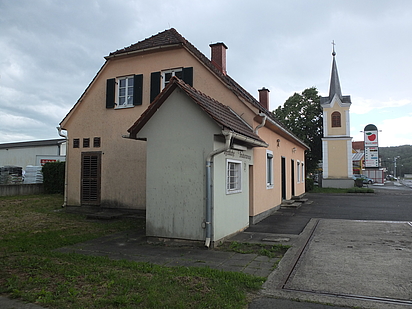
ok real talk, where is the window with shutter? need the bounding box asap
[81,152,101,205]
[150,72,161,102]
[106,75,143,108]
[150,67,193,103]
[106,78,115,108]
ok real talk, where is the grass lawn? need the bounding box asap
[0,194,270,308]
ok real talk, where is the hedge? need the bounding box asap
[42,161,65,194]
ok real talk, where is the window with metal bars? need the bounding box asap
[226,159,242,194]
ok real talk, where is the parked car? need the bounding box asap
[352,174,374,184]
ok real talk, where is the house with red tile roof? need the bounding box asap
[59,29,308,246]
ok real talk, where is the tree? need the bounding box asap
[273,87,323,174]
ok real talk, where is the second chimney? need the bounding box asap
[210,42,228,75]
[258,87,270,110]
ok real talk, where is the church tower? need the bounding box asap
[320,43,353,188]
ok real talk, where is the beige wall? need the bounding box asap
[325,139,350,178]
[250,125,306,218]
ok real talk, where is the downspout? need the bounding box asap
[254,113,267,134]
[57,126,68,208]
[205,130,233,248]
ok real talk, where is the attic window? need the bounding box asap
[118,76,134,107]
[332,111,341,127]
[162,69,183,89]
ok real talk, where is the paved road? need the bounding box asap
[247,182,412,236]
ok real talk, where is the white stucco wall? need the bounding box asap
[138,89,219,240]
[138,88,253,242]
[212,148,252,243]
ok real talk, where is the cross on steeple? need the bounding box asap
[332,40,336,56]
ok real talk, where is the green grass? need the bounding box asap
[310,186,374,193]
[0,194,265,308]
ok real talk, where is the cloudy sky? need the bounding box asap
[1,0,411,147]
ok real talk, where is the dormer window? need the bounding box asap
[332,111,341,127]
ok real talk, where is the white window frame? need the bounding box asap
[226,159,242,194]
[116,76,134,108]
[266,150,274,189]
[161,68,183,89]
[297,161,301,183]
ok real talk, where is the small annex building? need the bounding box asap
[59,28,309,246]
[127,77,268,245]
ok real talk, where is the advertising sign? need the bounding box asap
[364,147,379,168]
[364,124,379,168]
[364,130,378,147]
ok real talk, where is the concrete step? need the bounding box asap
[280,202,302,209]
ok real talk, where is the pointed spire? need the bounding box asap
[328,40,342,100]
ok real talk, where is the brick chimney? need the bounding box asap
[258,87,270,110]
[210,42,228,75]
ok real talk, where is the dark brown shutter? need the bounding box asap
[150,72,161,103]
[81,152,101,205]
[133,74,143,106]
[182,67,193,86]
[106,78,116,108]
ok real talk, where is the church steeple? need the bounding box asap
[329,41,342,100]
[321,41,351,106]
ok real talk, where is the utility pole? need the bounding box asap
[394,156,401,179]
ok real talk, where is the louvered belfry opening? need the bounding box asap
[81,152,101,205]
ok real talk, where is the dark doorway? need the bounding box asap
[291,159,295,196]
[81,152,101,205]
[281,157,286,200]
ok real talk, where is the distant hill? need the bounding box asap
[379,145,412,177]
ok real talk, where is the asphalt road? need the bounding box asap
[246,181,412,236]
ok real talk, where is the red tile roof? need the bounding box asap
[128,77,267,146]
[352,141,365,150]
[108,28,186,56]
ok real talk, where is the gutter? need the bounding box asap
[205,130,233,248]
[254,113,267,134]
[57,126,68,208]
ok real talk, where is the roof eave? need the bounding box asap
[104,43,183,60]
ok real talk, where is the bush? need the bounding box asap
[305,178,314,191]
[42,161,65,194]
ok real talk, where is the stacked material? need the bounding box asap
[24,165,43,184]
[0,166,23,185]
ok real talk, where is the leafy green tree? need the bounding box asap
[273,87,323,174]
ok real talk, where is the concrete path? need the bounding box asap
[257,218,412,309]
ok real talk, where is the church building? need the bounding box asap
[320,44,353,188]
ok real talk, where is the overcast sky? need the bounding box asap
[1,0,412,147]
